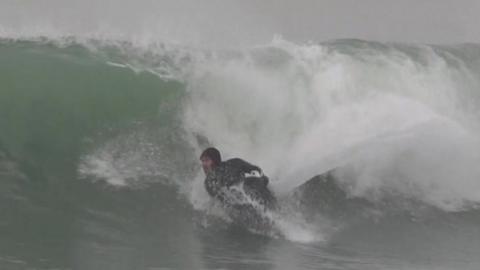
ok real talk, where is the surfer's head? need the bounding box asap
[200,147,221,174]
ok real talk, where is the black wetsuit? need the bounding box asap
[204,158,276,210]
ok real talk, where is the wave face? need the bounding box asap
[2,37,480,270]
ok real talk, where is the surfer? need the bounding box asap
[200,147,277,210]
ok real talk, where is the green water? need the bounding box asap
[0,41,190,269]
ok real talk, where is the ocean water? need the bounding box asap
[1,37,480,270]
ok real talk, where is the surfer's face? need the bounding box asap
[201,156,215,174]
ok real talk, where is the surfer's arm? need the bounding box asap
[227,158,262,175]
[228,158,269,187]
[204,174,219,197]
[204,169,230,202]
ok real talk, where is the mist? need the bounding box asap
[1,0,479,47]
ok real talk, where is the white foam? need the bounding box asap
[77,127,187,188]
[182,39,480,211]
[67,37,480,212]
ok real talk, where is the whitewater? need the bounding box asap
[1,33,480,270]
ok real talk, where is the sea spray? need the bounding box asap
[182,39,480,212]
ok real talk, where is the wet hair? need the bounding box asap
[200,147,221,165]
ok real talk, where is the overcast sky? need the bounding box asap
[1,0,479,46]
